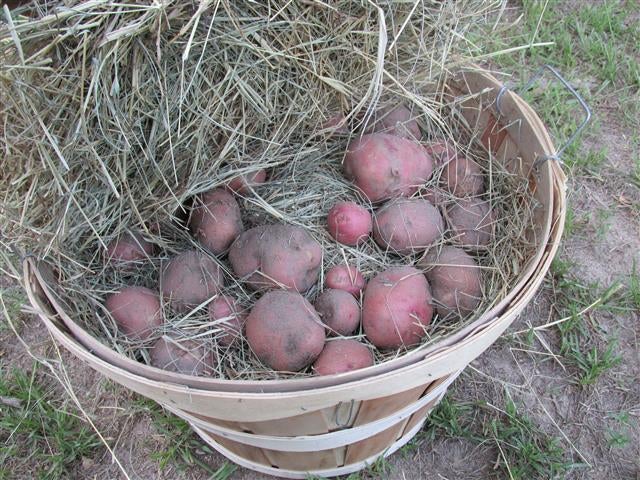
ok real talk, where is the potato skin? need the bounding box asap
[314,289,361,336]
[325,264,366,297]
[229,224,322,292]
[208,295,245,346]
[245,291,325,372]
[150,337,215,375]
[373,198,444,254]
[441,156,484,197]
[362,266,433,349]
[419,246,482,319]
[160,250,224,312]
[189,188,243,254]
[344,133,434,203]
[105,286,163,340]
[105,231,154,265]
[227,169,267,194]
[327,201,372,246]
[446,199,495,249]
[424,141,458,166]
[371,105,421,140]
[313,339,374,376]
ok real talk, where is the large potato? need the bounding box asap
[150,337,215,376]
[362,266,433,349]
[370,105,421,140]
[441,155,484,197]
[313,339,374,376]
[314,289,361,336]
[446,199,495,249]
[373,198,444,254]
[208,295,245,346]
[160,250,224,312]
[189,188,243,254]
[344,133,434,203]
[419,246,482,319]
[325,264,366,297]
[245,291,325,372]
[327,201,372,246]
[229,224,322,292]
[105,286,163,341]
[105,231,154,265]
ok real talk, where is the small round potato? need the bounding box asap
[371,105,421,140]
[105,231,154,265]
[150,336,215,376]
[325,264,366,297]
[441,155,484,197]
[344,133,434,203]
[419,246,482,319]
[446,199,495,249]
[313,339,374,376]
[105,286,163,341]
[245,291,325,372]
[362,266,433,349]
[314,289,361,336]
[327,201,372,246]
[189,188,243,255]
[229,224,322,292]
[424,141,458,166]
[160,250,224,312]
[373,198,444,254]
[208,295,245,346]
[227,169,267,194]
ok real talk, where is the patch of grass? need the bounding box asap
[627,260,640,309]
[605,411,632,448]
[0,365,102,480]
[424,396,475,439]
[0,288,26,332]
[131,398,235,479]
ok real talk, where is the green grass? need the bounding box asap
[0,288,26,332]
[131,398,235,478]
[0,365,102,480]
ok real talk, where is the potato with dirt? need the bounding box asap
[227,169,267,194]
[327,201,372,246]
[325,264,366,297]
[150,336,215,375]
[419,246,482,319]
[370,104,421,140]
[446,198,495,249]
[313,339,374,375]
[362,266,433,349]
[189,188,243,254]
[245,290,325,372]
[160,250,224,312]
[373,198,444,254]
[441,155,484,197]
[208,295,245,346]
[344,133,434,202]
[105,286,163,341]
[105,231,154,266]
[229,224,322,292]
[314,289,361,336]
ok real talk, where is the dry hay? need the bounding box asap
[0,1,540,380]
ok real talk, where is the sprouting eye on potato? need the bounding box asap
[105,286,163,341]
[189,188,243,255]
[229,224,322,292]
[150,336,216,376]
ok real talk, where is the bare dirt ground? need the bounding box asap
[1,2,639,480]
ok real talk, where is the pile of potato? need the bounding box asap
[104,104,494,378]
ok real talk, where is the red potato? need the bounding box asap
[105,231,154,265]
[150,337,215,376]
[208,295,245,346]
[227,169,267,194]
[362,266,433,349]
[441,155,484,197]
[424,141,458,166]
[189,188,243,255]
[160,250,224,312]
[314,289,361,336]
[105,286,163,341]
[229,224,322,292]
[327,201,372,246]
[422,186,448,207]
[373,198,444,254]
[245,290,325,372]
[419,246,482,319]
[446,198,495,249]
[313,339,374,376]
[344,133,434,203]
[325,264,366,297]
[371,105,421,140]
